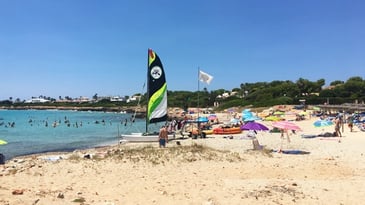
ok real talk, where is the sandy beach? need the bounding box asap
[1,115,365,205]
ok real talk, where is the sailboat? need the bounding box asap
[120,49,175,142]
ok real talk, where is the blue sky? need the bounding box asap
[0,0,364,100]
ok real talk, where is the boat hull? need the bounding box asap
[120,133,175,142]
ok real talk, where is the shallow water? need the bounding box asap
[0,109,164,160]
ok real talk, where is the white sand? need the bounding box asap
[1,116,365,205]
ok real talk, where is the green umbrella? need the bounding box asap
[0,139,7,145]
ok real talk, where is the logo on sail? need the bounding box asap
[151,66,162,79]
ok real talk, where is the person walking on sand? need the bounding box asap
[334,117,342,142]
[278,129,290,153]
[159,125,168,148]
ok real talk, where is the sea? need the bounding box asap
[0,109,164,160]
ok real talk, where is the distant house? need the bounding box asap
[25,97,50,103]
[230,91,238,96]
[127,95,141,103]
[110,96,125,102]
[216,92,234,99]
[77,96,90,102]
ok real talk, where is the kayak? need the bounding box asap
[213,127,242,134]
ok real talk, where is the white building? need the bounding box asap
[25,97,50,103]
[110,96,125,102]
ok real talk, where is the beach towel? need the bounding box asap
[273,150,310,155]
[318,132,336,137]
[301,134,317,139]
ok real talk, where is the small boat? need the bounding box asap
[121,49,175,142]
[121,132,175,142]
[213,127,242,135]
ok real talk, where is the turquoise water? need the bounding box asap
[0,110,164,160]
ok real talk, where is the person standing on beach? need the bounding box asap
[348,116,354,132]
[334,117,342,142]
[159,125,168,148]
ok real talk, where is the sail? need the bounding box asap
[147,49,168,124]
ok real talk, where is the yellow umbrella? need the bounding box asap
[273,111,285,115]
[0,139,7,145]
[265,116,282,121]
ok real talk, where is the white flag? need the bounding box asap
[199,70,213,85]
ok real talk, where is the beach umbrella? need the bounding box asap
[242,109,260,122]
[0,139,7,145]
[299,111,308,116]
[272,121,301,131]
[199,117,208,122]
[273,111,285,115]
[226,107,236,113]
[208,114,217,121]
[241,121,269,131]
[196,116,208,123]
[243,116,261,122]
[265,116,282,121]
[230,118,240,124]
[313,120,333,128]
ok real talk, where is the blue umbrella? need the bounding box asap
[314,120,333,127]
[196,117,208,123]
[242,109,260,122]
[241,121,269,131]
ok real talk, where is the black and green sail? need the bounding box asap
[147,49,168,126]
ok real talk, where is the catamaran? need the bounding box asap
[120,49,175,142]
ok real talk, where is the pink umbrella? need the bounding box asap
[272,121,301,131]
[208,114,217,121]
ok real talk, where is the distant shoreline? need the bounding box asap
[0,105,140,113]
[0,105,196,121]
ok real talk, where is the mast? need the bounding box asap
[146,49,150,133]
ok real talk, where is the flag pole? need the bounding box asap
[197,67,200,137]
[198,67,200,116]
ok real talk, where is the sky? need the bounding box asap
[0,0,364,100]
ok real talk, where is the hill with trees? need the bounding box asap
[1,76,364,111]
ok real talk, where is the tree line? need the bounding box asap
[1,76,364,111]
[166,76,365,110]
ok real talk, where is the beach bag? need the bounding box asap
[0,153,5,164]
